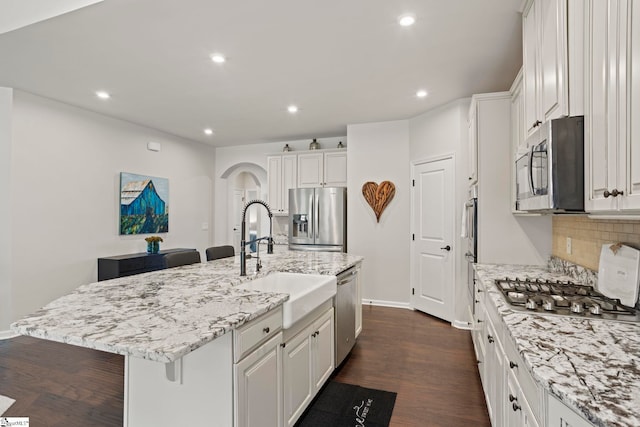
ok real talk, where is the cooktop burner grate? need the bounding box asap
[494,277,640,323]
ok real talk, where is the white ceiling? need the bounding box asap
[0,0,523,147]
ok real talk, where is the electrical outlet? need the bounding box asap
[566,237,572,254]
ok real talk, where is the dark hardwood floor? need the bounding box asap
[0,306,489,426]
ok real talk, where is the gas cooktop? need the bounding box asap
[495,277,640,323]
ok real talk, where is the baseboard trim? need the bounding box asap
[0,330,19,340]
[362,299,411,310]
[452,319,473,330]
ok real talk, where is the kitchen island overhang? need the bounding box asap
[10,249,363,426]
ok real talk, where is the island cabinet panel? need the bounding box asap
[234,332,283,427]
[97,248,196,281]
[124,332,234,427]
[282,307,335,427]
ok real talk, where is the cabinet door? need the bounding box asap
[484,317,505,427]
[473,291,486,384]
[540,0,568,121]
[323,151,347,187]
[523,0,541,136]
[297,153,323,188]
[585,0,621,211]
[547,393,593,427]
[622,0,640,210]
[468,108,478,184]
[522,394,540,427]
[282,327,313,427]
[312,309,334,390]
[267,155,283,212]
[354,265,362,338]
[282,154,298,213]
[506,369,522,427]
[235,333,282,427]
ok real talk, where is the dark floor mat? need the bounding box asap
[295,381,397,427]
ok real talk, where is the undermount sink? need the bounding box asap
[238,272,337,329]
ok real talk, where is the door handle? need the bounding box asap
[440,245,451,251]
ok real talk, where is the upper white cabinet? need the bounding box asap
[585,0,640,212]
[297,150,347,188]
[523,0,583,137]
[468,106,478,185]
[267,154,297,214]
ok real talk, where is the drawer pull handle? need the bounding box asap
[487,335,494,343]
[509,361,518,369]
[509,394,517,402]
[477,319,483,323]
[512,403,521,412]
[263,327,270,334]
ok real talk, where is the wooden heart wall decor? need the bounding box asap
[362,181,396,223]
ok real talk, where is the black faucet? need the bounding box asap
[240,200,274,276]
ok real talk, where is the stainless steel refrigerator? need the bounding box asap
[289,187,346,252]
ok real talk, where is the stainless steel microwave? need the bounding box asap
[515,116,584,212]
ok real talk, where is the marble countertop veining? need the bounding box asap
[475,264,640,427]
[10,249,363,363]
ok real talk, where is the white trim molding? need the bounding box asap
[362,299,411,310]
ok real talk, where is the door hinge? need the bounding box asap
[412,234,415,241]
[412,288,415,295]
[412,179,415,187]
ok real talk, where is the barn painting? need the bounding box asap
[119,172,169,235]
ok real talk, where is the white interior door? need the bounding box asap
[411,157,455,322]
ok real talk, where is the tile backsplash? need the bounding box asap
[552,216,640,271]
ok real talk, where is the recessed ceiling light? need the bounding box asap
[398,14,416,27]
[416,90,428,98]
[287,105,298,114]
[95,91,110,99]
[211,54,226,63]
[204,128,214,135]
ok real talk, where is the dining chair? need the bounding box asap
[163,250,201,269]
[206,245,235,261]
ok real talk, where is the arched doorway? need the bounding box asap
[219,163,267,253]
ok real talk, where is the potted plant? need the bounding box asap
[145,236,163,254]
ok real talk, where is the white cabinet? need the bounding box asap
[472,280,486,383]
[354,262,362,338]
[506,365,540,427]
[472,275,543,427]
[267,154,297,214]
[523,0,569,136]
[484,315,505,427]
[234,333,283,427]
[511,69,526,153]
[282,307,334,427]
[468,106,478,185]
[297,150,347,188]
[585,0,640,212]
[547,393,595,427]
[234,307,283,427]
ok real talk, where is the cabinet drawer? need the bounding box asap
[120,257,145,272]
[504,334,541,422]
[234,307,283,362]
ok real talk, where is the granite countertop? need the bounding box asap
[11,249,363,363]
[475,264,640,427]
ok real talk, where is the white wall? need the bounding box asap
[0,88,12,332]
[214,137,345,246]
[6,91,215,328]
[347,121,410,306]
[409,99,471,322]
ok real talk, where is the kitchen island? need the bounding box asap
[11,249,364,426]
[475,264,640,427]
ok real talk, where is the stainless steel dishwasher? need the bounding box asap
[335,266,357,366]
